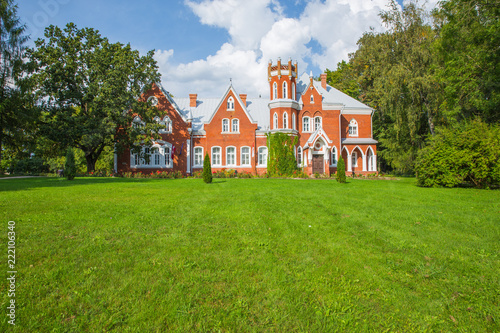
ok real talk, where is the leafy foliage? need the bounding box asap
[0,0,31,165]
[416,121,500,188]
[64,148,76,180]
[435,0,500,124]
[26,23,160,172]
[336,156,346,183]
[266,132,298,177]
[202,153,212,183]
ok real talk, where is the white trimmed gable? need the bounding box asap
[204,85,258,129]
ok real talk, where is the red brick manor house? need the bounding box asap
[115,58,378,176]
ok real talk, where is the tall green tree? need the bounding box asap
[434,0,500,124]
[26,23,161,172]
[0,0,30,166]
[345,0,441,173]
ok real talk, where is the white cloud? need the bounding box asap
[159,0,431,98]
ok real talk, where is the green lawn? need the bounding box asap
[0,177,498,332]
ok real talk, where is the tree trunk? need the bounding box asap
[85,154,97,173]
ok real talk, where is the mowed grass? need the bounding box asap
[0,177,498,332]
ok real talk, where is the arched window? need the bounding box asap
[331,147,337,166]
[132,116,144,129]
[194,147,203,167]
[297,146,302,166]
[292,83,296,101]
[283,81,288,99]
[302,116,310,132]
[241,147,250,166]
[283,112,288,129]
[222,119,229,132]
[351,151,358,168]
[227,97,235,110]
[226,146,236,166]
[258,147,268,166]
[273,82,278,100]
[292,113,296,130]
[349,119,358,136]
[310,95,314,104]
[274,113,278,129]
[232,119,239,132]
[152,147,161,166]
[314,116,322,131]
[161,116,172,133]
[212,147,221,166]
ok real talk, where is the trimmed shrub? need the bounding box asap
[65,148,76,180]
[203,153,212,183]
[416,121,500,188]
[336,156,346,183]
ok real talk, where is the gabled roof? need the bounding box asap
[296,73,372,111]
[304,127,333,148]
[155,83,191,122]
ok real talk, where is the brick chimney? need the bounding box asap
[189,94,197,107]
[239,94,247,106]
[320,73,327,90]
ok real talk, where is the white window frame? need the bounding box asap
[297,146,302,166]
[331,146,337,166]
[130,143,172,169]
[273,82,278,100]
[159,116,172,133]
[222,118,229,133]
[132,116,144,129]
[227,96,235,110]
[211,147,221,166]
[302,116,310,132]
[164,146,172,168]
[349,119,358,137]
[283,112,288,129]
[194,147,203,167]
[258,146,268,167]
[352,151,358,168]
[314,116,322,131]
[310,95,314,104]
[292,82,296,101]
[232,118,239,132]
[274,112,278,129]
[283,81,288,99]
[226,146,236,166]
[241,146,251,166]
[292,113,296,130]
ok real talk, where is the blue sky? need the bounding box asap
[18,0,438,98]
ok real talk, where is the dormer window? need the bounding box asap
[310,95,314,104]
[283,81,288,99]
[348,119,358,136]
[227,97,235,110]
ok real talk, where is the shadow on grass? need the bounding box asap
[0,176,188,192]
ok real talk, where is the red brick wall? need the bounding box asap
[117,83,191,175]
